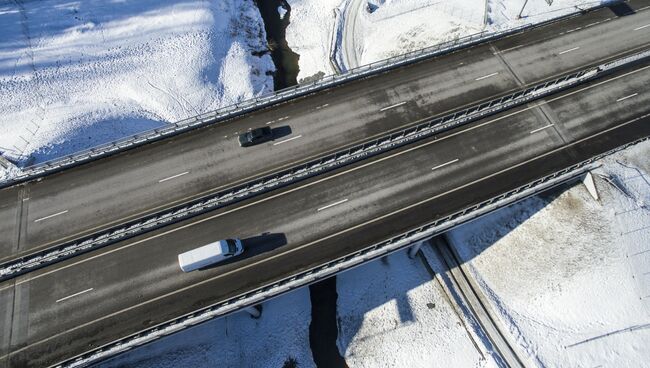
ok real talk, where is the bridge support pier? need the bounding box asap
[582,171,599,201]
[408,241,424,259]
[244,304,262,319]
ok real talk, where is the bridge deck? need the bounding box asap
[2,51,650,367]
[2,1,650,366]
[1,0,649,265]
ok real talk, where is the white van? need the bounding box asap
[178,238,244,272]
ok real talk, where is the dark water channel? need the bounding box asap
[309,277,349,368]
[254,0,300,89]
[253,3,347,366]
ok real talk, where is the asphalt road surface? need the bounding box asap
[1,0,649,265]
[1,47,649,367]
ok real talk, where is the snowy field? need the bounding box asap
[286,0,607,79]
[98,288,315,368]
[0,0,274,169]
[2,0,648,366]
[0,0,610,181]
[337,250,499,367]
[447,140,650,367]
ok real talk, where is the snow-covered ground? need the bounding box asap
[286,0,607,78]
[284,0,342,81]
[0,0,273,168]
[0,0,611,180]
[337,249,499,367]
[447,140,650,367]
[98,288,315,368]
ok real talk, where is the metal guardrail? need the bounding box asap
[1,0,613,189]
[0,65,602,282]
[59,134,649,368]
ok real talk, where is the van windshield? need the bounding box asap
[225,239,238,255]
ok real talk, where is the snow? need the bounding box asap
[0,0,274,167]
[0,0,613,180]
[446,140,650,367]
[278,4,288,20]
[285,0,608,77]
[337,249,499,367]
[490,0,605,28]
[351,0,486,66]
[284,0,342,81]
[98,288,315,368]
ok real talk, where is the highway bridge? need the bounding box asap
[1,1,649,366]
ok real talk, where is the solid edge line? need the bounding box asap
[13,113,649,356]
[17,45,650,253]
[13,62,650,288]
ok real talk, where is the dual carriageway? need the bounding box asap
[1,1,650,366]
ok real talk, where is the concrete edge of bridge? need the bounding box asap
[0,0,616,191]
[57,136,650,368]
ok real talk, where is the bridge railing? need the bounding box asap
[61,133,648,368]
[0,65,602,282]
[2,1,612,188]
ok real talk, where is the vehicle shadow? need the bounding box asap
[270,125,292,141]
[241,232,288,255]
[200,232,288,270]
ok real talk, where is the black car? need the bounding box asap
[238,127,273,147]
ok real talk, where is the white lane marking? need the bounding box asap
[499,44,524,53]
[278,116,290,121]
[11,64,650,291]
[617,93,638,102]
[530,124,555,134]
[56,288,93,303]
[22,197,30,201]
[559,46,580,55]
[273,135,303,146]
[566,27,582,33]
[317,198,349,212]
[585,21,601,28]
[431,159,459,171]
[634,24,650,31]
[475,72,499,81]
[10,112,650,351]
[380,101,407,112]
[316,103,329,110]
[265,120,275,125]
[34,210,69,223]
[158,171,189,183]
[20,40,645,252]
